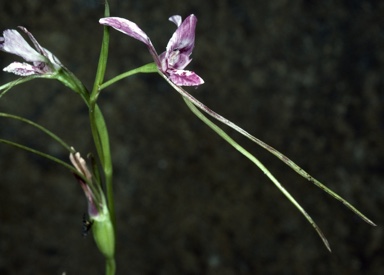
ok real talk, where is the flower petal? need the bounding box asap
[99,17,161,66]
[169,15,182,27]
[166,14,197,57]
[70,150,101,218]
[168,69,204,86]
[165,51,191,70]
[3,62,43,76]
[18,27,62,70]
[0,29,45,63]
[70,151,93,183]
[99,17,150,45]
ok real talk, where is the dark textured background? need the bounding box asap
[1,0,383,274]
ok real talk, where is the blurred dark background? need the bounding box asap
[0,0,383,274]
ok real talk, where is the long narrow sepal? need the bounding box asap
[0,112,71,151]
[160,71,375,227]
[0,139,79,176]
[183,98,332,251]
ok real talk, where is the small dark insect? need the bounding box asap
[82,213,94,237]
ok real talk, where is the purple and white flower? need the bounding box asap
[99,15,204,86]
[0,27,62,76]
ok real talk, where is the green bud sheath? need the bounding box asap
[92,211,115,259]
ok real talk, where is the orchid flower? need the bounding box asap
[0,27,62,76]
[99,15,204,86]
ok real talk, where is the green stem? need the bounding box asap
[92,0,110,98]
[89,4,116,274]
[183,98,331,251]
[88,0,115,229]
[55,0,116,270]
[106,258,116,275]
[99,63,158,91]
[88,16,110,170]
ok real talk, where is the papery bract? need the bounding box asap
[99,15,204,86]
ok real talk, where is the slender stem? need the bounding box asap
[99,63,158,91]
[106,258,116,275]
[55,0,116,272]
[89,0,115,229]
[183,98,331,251]
[89,8,110,168]
[161,71,375,226]
[91,1,110,99]
[89,4,116,275]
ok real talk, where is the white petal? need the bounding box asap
[168,15,182,27]
[99,17,150,45]
[0,29,45,62]
[99,17,162,67]
[19,27,62,69]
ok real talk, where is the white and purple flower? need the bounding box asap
[0,27,62,76]
[99,15,204,86]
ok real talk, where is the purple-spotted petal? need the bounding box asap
[3,62,44,76]
[166,14,197,57]
[168,69,204,86]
